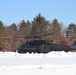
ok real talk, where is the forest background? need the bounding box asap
[0,13,76,51]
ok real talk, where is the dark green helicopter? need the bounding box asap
[13,35,76,53]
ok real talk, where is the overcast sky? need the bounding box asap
[0,0,76,27]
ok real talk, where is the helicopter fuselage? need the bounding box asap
[13,40,76,53]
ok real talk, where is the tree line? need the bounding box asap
[0,13,76,51]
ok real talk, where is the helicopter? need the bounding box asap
[13,35,76,53]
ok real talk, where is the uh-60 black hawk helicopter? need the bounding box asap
[13,34,76,53]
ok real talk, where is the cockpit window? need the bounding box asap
[18,44,26,49]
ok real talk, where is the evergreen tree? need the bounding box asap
[66,23,76,41]
[0,21,6,43]
[0,21,5,37]
[18,20,31,37]
[51,19,62,40]
[31,13,51,38]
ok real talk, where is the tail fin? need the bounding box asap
[73,41,76,45]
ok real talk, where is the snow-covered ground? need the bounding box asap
[0,51,76,75]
